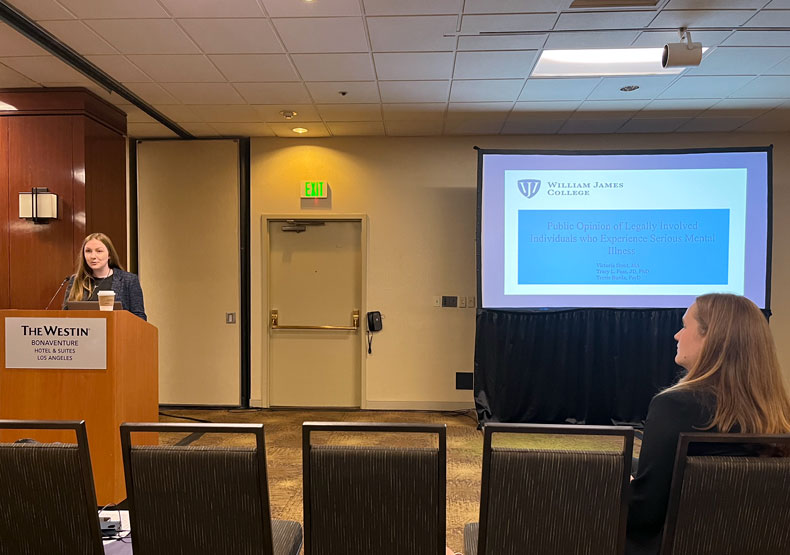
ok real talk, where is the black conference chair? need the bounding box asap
[465,423,633,555]
[660,432,790,555]
[302,421,447,555]
[0,419,104,555]
[120,422,302,555]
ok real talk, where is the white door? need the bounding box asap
[266,218,363,407]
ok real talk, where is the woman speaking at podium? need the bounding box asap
[62,232,147,320]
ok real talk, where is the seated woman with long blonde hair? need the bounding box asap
[626,293,790,554]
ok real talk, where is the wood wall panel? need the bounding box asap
[8,116,76,309]
[0,119,9,308]
[84,118,127,263]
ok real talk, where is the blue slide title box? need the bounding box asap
[518,209,730,285]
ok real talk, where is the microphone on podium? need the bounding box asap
[45,276,71,310]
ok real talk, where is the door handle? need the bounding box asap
[270,309,360,331]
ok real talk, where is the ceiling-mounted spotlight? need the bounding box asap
[662,28,702,68]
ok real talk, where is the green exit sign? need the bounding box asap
[302,180,328,199]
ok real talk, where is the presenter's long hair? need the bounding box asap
[672,293,790,434]
[68,232,124,302]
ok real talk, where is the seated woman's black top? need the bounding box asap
[626,387,752,555]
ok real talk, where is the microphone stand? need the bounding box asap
[45,276,70,310]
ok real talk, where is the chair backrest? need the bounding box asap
[0,419,103,555]
[120,422,275,555]
[660,432,790,555]
[302,422,446,555]
[476,423,633,555]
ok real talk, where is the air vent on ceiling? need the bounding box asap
[569,0,660,7]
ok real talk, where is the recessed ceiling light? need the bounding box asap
[620,85,640,92]
[531,48,706,77]
[292,127,309,134]
[280,110,298,120]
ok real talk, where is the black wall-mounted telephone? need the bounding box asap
[367,311,382,332]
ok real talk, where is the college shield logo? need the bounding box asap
[518,179,541,199]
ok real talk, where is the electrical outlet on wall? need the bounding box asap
[433,296,441,307]
[468,296,476,308]
[459,296,467,308]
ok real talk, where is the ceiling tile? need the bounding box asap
[186,104,262,122]
[293,53,375,81]
[363,0,461,16]
[127,122,178,138]
[317,104,382,122]
[161,83,246,104]
[458,35,547,51]
[57,0,169,18]
[650,10,755,28]
[178,19,283,54]
[443,118,505,135]
[675,116,755,132]
[519,78,600,101]
[327,122,385,135]
[766,0,790,7]
[367,16,458,52]
[87,55,151,81]
[0,22,49,56]
[180,123,220,137]
[560,117,628,134]
[153,104,203,122]
[127,55,225,82]
[384,120,444,136]
[306,81,381,103]
[665,0,765,7]
[209,54,299,82]
[577,100,648,113]
[373,52,454,80]
[730,75,790,98]
[454,51,537,79]
[252,104,321,122]
[210,122,276,136]
[544,30,639,49]
[158,0,265,17]
[234,82,312,104]
[556,11,656,31]
[262,0,361,17]
[766,55,790,74]
[1,56,86,82]
[86,20,200,54]
[511,100,580,113]
[122,105,157,124]
[632,30,733,48]
[658,76,755,99]
[723,31,790,47]
[5,0,75,20]
[464,0,567,13]
[501,118,565,134]
[0,63,38,87]
[447,101,512,117]
[686,47,790,76]
[450,80,523,102]
[379,81,450,102]
[123,82,179,104]
[461,14,557,33]
[382,103,446,121]
[642,98,717,114]
[268,122,330,137]
[587,75,678,101]
[618,117,689,133]
[744,10,790,26]
[306,81,380,104]
[709,97,783,115]
[40,21,117,55]
[272,17,368,53]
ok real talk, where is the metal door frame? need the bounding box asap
[261,214,368,408]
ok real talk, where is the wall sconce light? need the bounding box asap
[19,187,58,223]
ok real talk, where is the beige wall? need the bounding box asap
[251,133,790,409]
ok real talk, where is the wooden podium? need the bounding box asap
[0,309,158,505]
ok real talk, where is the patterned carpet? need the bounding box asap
[157,408,634,553]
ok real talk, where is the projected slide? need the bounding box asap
[480,150,770,309]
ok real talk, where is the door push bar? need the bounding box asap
[270,309,360,331]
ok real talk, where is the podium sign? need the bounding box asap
[4,317,107,369]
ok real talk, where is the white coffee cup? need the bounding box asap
[97,290,116,311]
